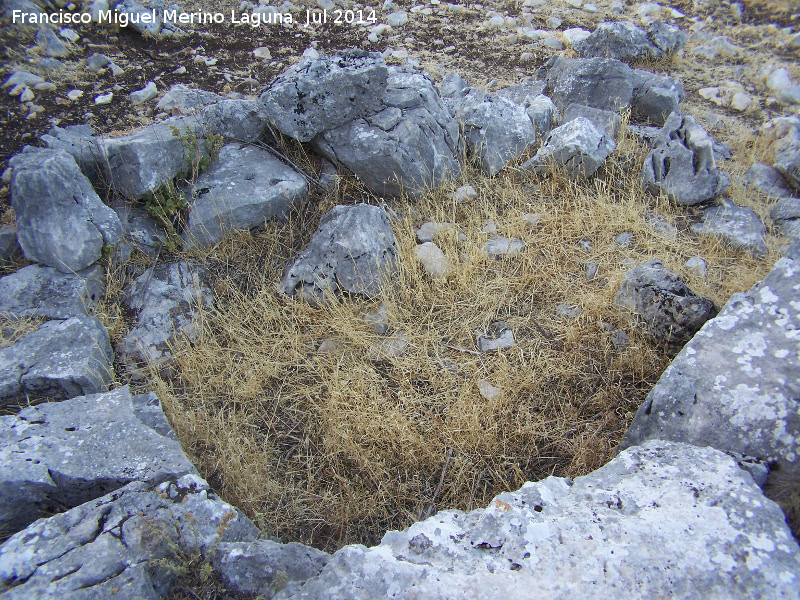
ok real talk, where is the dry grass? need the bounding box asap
[130,132,777,552]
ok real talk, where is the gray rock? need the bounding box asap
[0,316,114,406]
[574,21,661,61]
[562,103,621,136]
[641,113,730,205]
[1,0,42,24]
[118,260,213,368]
[281,204,398,304]
[201,98,269,143]
[367,331,409,360]
[493,79,547,106]
[364,302,390,335]
[40,124,103,181]
[614,258,717,348]
[0,474,259,599]
[2,71,43,90]
[115,0,162,35]
[647,21,688,55]
[276,440,800,600]
[314,67,461,198]
[521,117,616,179]
[183,143,308,248]
[773,125,800,191]
[483,236,526,258]
[414,242,450,277]
[691,202,767,256]
[9,148,122,272]
[742,162,795,198]
[156,83,223,114]
[645,211,677,239]
[439,72,469,99]
[684,255,707,278]
[525,94,561,135]
[416,221,455,242]
[453,93,536,176]
[0,226,20,261]
[112,200,166,260]
[0,264,104,319]
[615,231,634,247]
[210,540,330,599]
[770,197,800,241]
[35,26,69,57]
[631,71,685,126]
[536,56,635,112]
[259,49,388,143]
[476,321,514,352]
[86,52,111,73]
[621,249,800,483]
[0,386,197,536]
[129,81,157,104]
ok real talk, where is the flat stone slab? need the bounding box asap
[691,202,767,256]
[622,248,800,480]
[0,316,114,406]
[0,386,197,535]
[0,475,259,600]
[0,264,104,319]
[277,440,800,600]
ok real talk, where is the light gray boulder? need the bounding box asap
[35,26,69,58]
[631,71,685,126]
[201,98,268,143]
[314,66,461,198]
[771,197,800,241]
[276,440,800,600]
[614,258,717,348]
[0,386,197,536]
[562,103,621,136]
[130,81,157,104]
[438,71,469,99]
[691,201,767,256]
[492,79,546,106]
[9,148,122,272]
[0,474,260,600]
[281,204,398,304]
[536,56,635,112]
[525,94,561,135]
[742,162,795,198]
[0,263,104,319]
[40,124,102,180]
[483,236,526,258]
[452,93,536,176]
[774,125,800,191]
[183,143,308,248]
[210,540,330,599]
[521,117,616,179]
[259,49,389,143]
[0,316,114,406]
[621,247,800,483]
[574,20,686,62]
[641,114,730,205]
[156,83,224,114]
[118,260,213,368]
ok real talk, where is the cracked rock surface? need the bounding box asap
[521,117,615,179]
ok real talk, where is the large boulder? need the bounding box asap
[9,148,122,272]
[691,202,767,256]
[521,117,616,179]
[641,113,730,205]
[118,260,213,369]
[613,259,717,348]
[536,56,635,112]
[574,21,686,62]
[0,263,104,319]
[259,49,389,142]
[621,247,800,483]
[0,316,114,406]
[40,124,103,181]
[0,475,260,599]
[742,162,795,198]
[314,66,461,197]
[562,103,621,136]
[276,440,800,600]
[774,124,800,191]
[0,386,197,536]
[281,204,399,304]
[156,83,224,114]
[631,71,685,126]
[201,98,268,143]
[183,142,308,248]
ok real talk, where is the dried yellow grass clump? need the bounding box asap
[134,134,776,552]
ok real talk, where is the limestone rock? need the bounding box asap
[525,94,561,135]
[40,124,102,180]
[130,81,157,104]
[483,236,525,258]
[631,71,685,126]
[439,72,469,98]
[521,117,616,179]
[0,386,197,535]
[281,204,398,304]
[10,148,122,272]
[112,200,166,260]
[773,125,800,191]
[35,26,69,58]
[536,56,635,112]
[277,440,800,600]
[0,316,114,406]
[770,197,800,241]
[416,221,456,242]
[574,20,683,61]
[0,264,104,319]
[492,79,546,106]
[201,98,269,143]
[155,83,223,114]
[622,248,800,482]
[183,143,308,248]
[259,49,389,143]
[562,103,621,137]
[0,226,20,261]
[614,258,716,348]
[691,202,767,256]
[0,475,259,599]
[742,162,795,198]
[476,321,514,352]
[414,242,450,278]
[118,260,213,368]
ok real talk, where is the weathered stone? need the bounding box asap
[118,260,213,368]
[476,322,514,352]
[86,52,111,73]
[130,81,157,104]
[483,236,526,258]
[281,204,398,304]
[0,316,114,406]
[742,162,795,198]
[10,148,122,272]
[771,197,800,241]
[774,125,800,191]
[631,71,684,126]
[183,143,308,248]
[493,79,547,106]
[521,117,616,179]
[622,249,800,482]
[684,255,708,278]
[112,200,166,260]
[439,72,469,99]
[645,211,677,239]
[414,242,450,277]
[40,124,103,181]
[562,103,621,136]
[416,221,455,242]
[452,185,478,203]
[525,94,561,135]
[0,475,259,599]
[35,26,69,58]
[0,264,104,319]
[614,258,717,348]
[536,56,635,112]
[574,21,661,61]
[364,302,390,335]
[155,83,223,114]
[277,440,800,600]
[615,231,634,247]
[641,114,729,205]
[314,66,461,198]
[367,331,409,360]
[691,202,767,256]
[0,226,20,262]
[201,98,269,143]
[647,21,688,55]
[0,386,197,535]
[259,50,389,143]
[210,540,330,599]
